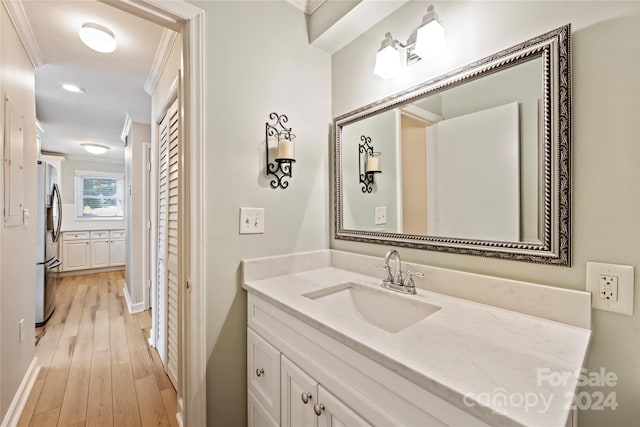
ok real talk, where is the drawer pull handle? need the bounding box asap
[255,368,264,377]
[313,403,325,416]
[301,392,312,404]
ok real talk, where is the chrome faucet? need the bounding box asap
[380,250,423,295]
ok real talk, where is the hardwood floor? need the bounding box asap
[19,272,178,427]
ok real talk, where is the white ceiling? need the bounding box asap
[21,0,165,162]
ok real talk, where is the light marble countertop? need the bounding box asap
[243,266,591,427]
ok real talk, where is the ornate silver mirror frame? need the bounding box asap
[334,25,571,265]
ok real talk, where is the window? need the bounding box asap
[75,171,124,219]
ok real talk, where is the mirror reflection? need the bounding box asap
[341,57,543,243]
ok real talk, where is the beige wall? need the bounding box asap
[401,114,427,235]
[188,1,331,425]
[0,3,37,419]
[332,1,640,425]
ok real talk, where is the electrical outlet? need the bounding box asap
[599,275,618,301]
[239,207,265,234]
[586,262,634,315]
[375,206,387,225]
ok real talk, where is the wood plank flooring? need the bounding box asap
[19,272,178,427]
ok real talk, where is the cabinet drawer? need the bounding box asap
[63,231,90,241]
[110,230,126,239]
[90,231,109,239]
[248,328,280,424]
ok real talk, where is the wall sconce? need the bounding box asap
[373,5,446,79]
[265,112,296,189]
[359,135,381,193]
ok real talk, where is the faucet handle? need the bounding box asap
[376,264,393,283]
[403,270,424,291]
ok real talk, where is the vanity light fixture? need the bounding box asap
[61,83,86,94]
[359,135,381,193]
[81,143,110,155]
[373,5,446,79]
[265,112,296,189]
[79,22,117,53]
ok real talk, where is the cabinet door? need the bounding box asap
[247,328,281,423]
[281,356,318,427]
[248,390,278,427]
[317,385,372,427]
[109,239,126,266]
[63,240,90,271]
[91,239,109,268]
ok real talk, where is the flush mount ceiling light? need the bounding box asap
[81,143,110,155]
[61,83,86,94]
[373,5,446,79]
[79,22,117,53]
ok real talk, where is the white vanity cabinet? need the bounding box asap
[247,293,488,427]
[281,356,371,427]
[108,230,126,266]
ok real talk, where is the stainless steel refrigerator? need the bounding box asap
[36,160,62,326]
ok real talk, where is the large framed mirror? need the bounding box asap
[334,25,571,265]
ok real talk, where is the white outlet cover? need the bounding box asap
[374,206,387,225]
[586,262,634,315]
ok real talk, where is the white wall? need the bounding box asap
[341,109,400,232]
[189,1,331,424]
[332,2,640,426]
[0,3,37,419]
[124,122,150,305]
[59,157,126,231]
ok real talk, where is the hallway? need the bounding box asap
[18,272,178,427]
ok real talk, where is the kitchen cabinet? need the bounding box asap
[61,229,126,271]
[109,230,126,266]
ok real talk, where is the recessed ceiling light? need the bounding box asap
[61,83,85,94]
[81,143,110,155]
[79,22,117,53]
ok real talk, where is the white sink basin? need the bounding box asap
[304,282,440,333]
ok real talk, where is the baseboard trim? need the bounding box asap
[58,265,124,277]
[123,284,145,314]
[1,357,40,427]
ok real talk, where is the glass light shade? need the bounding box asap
[374,44,402,79]
[79,23,117,53]
[414,19,446,60]
[81,143,110,155]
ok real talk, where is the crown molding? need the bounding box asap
[286,0,326,15]
[1,0,44,68]
[144,28,178,96]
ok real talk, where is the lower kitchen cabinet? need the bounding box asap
[62,229,126,271]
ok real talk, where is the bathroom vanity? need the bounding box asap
[242,250,591,427]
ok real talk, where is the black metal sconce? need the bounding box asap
[265,112,296,189]
[359,135,381,193]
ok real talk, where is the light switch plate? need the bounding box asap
[23,208,29,226]
[374,206,387,225]
[586,262,634,315]
[239,207,264,234]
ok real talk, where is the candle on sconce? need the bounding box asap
[365,152,381,172]
[277,139,294,160]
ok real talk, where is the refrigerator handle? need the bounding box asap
[52,183,62,242]
[46,258,62,270]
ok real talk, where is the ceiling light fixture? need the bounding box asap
[373,5,446,79]
[81,143,110,155]
[61,83,86,94]
[79,22,117,53]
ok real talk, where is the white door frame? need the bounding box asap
[143,142,151,310]
[101,2,206,426]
